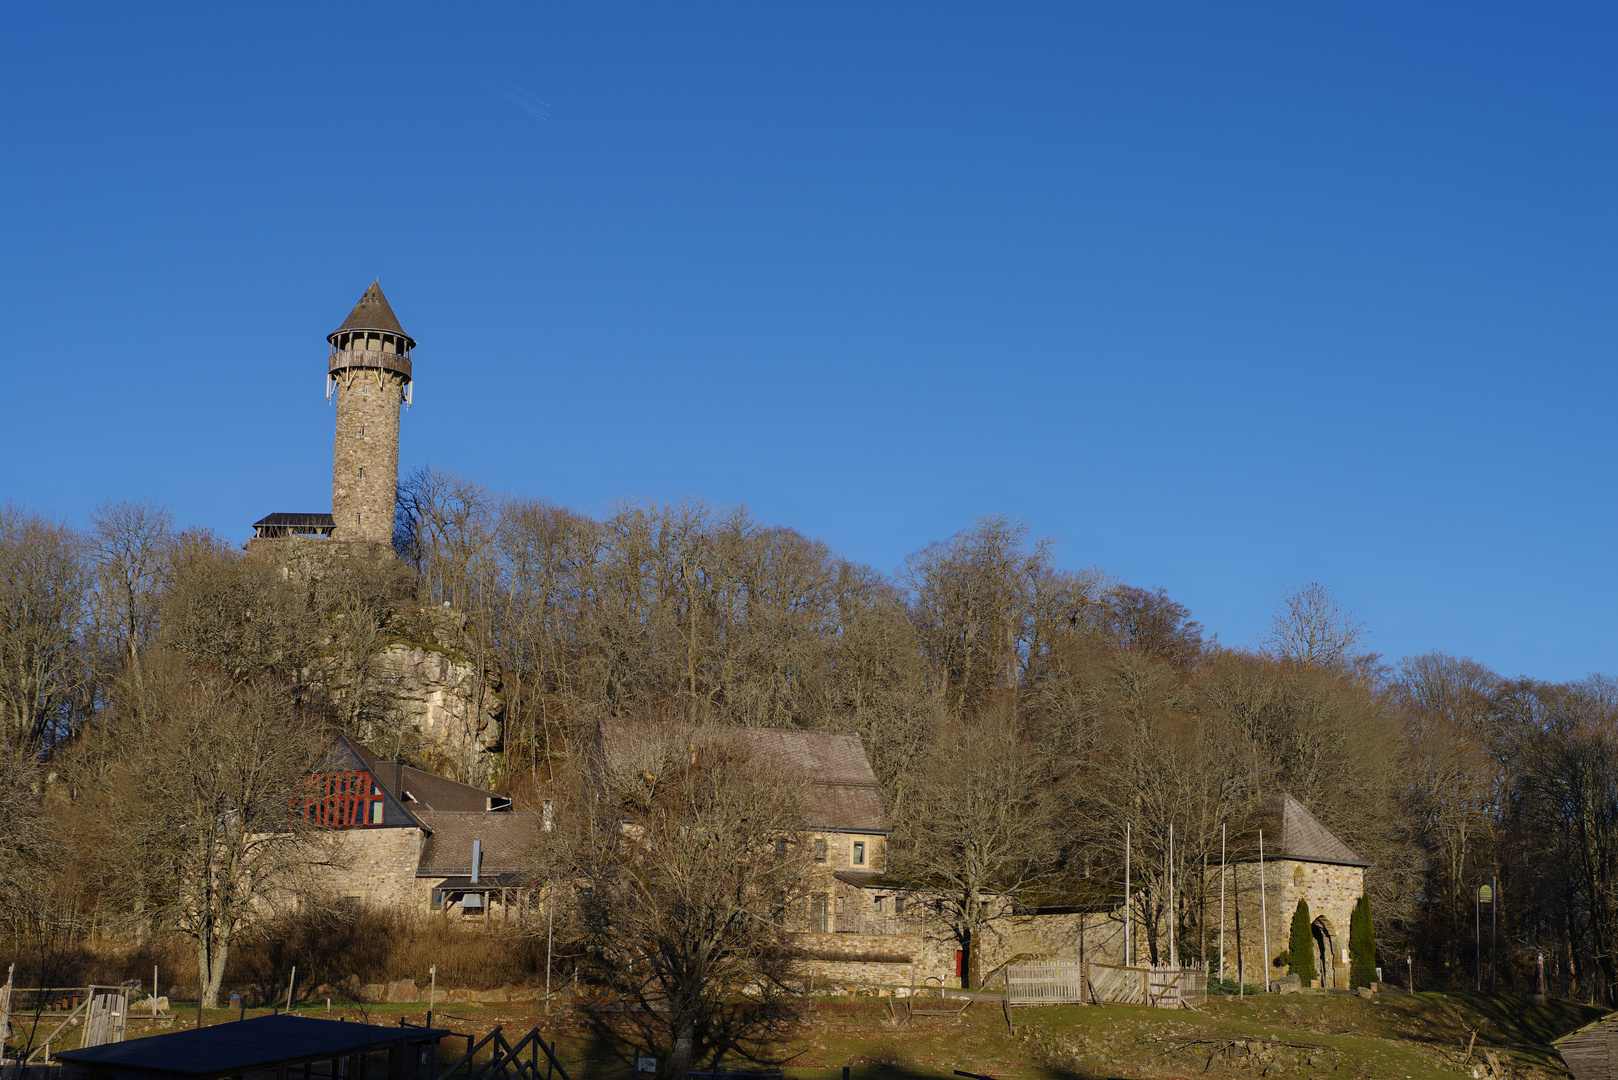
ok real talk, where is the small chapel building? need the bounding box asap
[1218,794,1369,990]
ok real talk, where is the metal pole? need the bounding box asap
[1475,886,1481,992]
[1168,823,1176,969]
[1125,824,1132,966]
[1491,876,1498,993]
[1219,823,1227,985]
[545,882,555,1015]
[1259,830,1269,993]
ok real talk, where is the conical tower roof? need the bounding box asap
[328,281,415,347]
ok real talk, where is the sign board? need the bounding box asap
[635,1056,658,1074]
[1479,884,1493,904]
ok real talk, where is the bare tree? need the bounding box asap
[86,499,173,687]
[159,539,319,685]
[107,668,327,1007]
[557,723,811,1078]
[1264,582,1366,669]
[0,505,91,749]
[890,705,1063,988]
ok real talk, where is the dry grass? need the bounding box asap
[1,910,551,1004]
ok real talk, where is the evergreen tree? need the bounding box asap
[1285,898,1318,983]
[1349,894,1376,988]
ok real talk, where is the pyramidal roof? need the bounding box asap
[329,281,413,345]
[1271,793,1368,866]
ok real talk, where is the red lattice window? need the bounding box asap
[303,771,383,827]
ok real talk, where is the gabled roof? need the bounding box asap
[1250,793,1368,867]
[347,739,508,813]
[415,810,543,877]
[328,280,414,346]
[593,720,888,834]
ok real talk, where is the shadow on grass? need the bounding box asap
[1438,990,1607,1046]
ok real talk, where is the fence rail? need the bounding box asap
[1006,962,1206,1010]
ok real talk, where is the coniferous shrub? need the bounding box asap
[1284,898,1318,984]
[1349,894,1376,988]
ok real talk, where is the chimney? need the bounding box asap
[471,839,482,884]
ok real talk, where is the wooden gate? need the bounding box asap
[1086,963,1204,1009]
[1005,962,1087,1007]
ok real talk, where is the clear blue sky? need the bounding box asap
[2,4,1612,682]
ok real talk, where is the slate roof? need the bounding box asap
[414,810,544,877]
[348,740,507,813]
[1245,793,1368,867]
[54,1014,445,1079]
[593,720,888,834]
[328,280,415,347]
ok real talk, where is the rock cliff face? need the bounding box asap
[372,638,503,784]
[244,536,504,785]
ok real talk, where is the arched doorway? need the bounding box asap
[1312,916,1337,989]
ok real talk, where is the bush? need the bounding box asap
[1283,899,1317,984]
[1349,894,1375,988]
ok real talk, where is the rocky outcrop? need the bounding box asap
[372,640,503,780]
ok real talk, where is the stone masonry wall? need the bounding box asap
[313,827,427,910]
[1217,858,1365,989]
[332,359,405,544]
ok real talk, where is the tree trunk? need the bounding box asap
[665,1017,695,1079]
[199,936,229,1009]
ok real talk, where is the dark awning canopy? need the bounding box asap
[253,513,337,539]
[55,1014,447,1080]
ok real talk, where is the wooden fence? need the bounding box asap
[1006,961,1206,1010]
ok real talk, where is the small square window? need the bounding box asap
[853,842,866,865]
[813,839,826,862]
[874,895,884,913]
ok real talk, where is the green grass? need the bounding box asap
[109,991,1605,1079]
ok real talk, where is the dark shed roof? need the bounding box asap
[54,1014,445,1080]
[329,281,413,347]
[594,721,888,834]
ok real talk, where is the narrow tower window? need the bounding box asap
[358,468,365,480]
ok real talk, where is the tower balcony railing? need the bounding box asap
[329,350,413,379]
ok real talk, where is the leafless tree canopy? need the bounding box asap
[553,723,810,1077]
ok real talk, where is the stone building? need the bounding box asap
[590,720,1108,992]
[302,735,544,922]
[253,280,413,545]
[1216,793,1369,990]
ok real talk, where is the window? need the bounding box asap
[358,467,365,480]
[894,896,906,915]
[852,841,866,866]
[874,895,884,913]
[809,893,829,933]
[302,770,382,828]
[431,889,445,911]
[813,838,826,862]
[1294,866,1306,888]
[775,839,788,858]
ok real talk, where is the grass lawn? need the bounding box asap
[102,990,1605,1079]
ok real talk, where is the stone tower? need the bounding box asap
[328,281,414,543]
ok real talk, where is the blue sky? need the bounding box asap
[2,4,1613,681]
